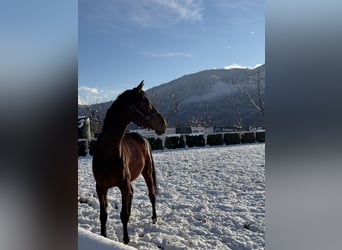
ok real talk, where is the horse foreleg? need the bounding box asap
[119,183,133,244]
[96,184,108,237]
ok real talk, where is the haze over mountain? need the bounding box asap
[78,65,265,129]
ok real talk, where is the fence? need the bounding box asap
[78,131,265,156]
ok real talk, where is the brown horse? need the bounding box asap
[92,81,166,244]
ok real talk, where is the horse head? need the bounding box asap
[127,81,167,135]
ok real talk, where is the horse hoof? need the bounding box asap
[152,218,157,224]
[123,236,130,244]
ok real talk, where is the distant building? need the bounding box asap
[176,127,192,134]
[249,126,265,131]
[128,127,177,138]
[176,126,213,135]
[127,129,158,138]
[214,126,244,133]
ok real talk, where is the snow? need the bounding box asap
[78,144,265,249]
[78,227,136,250]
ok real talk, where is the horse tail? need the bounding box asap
[150,153,159,196]
[145,138,159,196]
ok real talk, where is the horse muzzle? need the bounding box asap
[153,117,167,135]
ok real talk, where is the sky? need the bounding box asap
[78,0,264,104]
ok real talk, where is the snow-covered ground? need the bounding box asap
[78,144,265,249]
[78,227,136,250]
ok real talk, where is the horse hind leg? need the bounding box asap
[119,182,133,244]
[150,190,157,224]
[142,165,157,224]
[96,184,108,237]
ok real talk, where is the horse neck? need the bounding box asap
[98,106,130,152]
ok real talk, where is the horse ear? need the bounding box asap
[136,80,144,92]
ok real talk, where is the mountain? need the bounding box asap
[78,65,265,129]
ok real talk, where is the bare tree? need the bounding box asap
[85,104,104,137]
[230,66,265,117]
